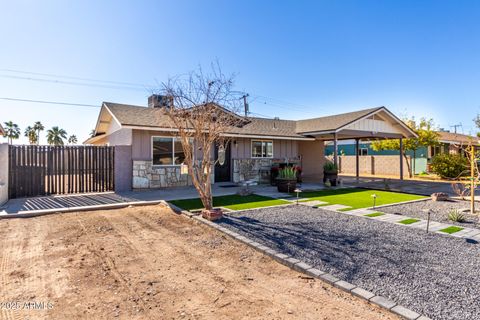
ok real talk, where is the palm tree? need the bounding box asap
[89,129,96,137]
[68,135,78,145]
[24,126,38,145]
[46,126,67,146]
[33,121,44,145]
[3,121,21,145]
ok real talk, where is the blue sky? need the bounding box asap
[1,0,479,144]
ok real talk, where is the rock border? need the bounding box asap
[162,200,430,320]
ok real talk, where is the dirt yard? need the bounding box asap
[0,205,398,320]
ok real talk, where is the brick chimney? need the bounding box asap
[148,94,173,108]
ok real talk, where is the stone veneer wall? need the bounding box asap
[232,158,300,183]
[133,160,192,188]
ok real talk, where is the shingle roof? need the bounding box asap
[437,131,479,145]
[104,102,305,138]
[103,102,395,139]
[295,107,383,133]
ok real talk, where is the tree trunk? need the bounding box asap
[403,151,412,178]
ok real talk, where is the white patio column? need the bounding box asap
[399,138,404,180]
[333,133,338,169]
[355,138,360,181]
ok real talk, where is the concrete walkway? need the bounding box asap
[0,182,329,216]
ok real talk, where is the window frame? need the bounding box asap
[250,139,274,158]
[358,148,368,156]
[151,136,192,166]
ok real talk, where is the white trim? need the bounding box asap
[151,135,178,167]
[251,139,274,158]
[222,133,315,141]
[122,125,315,141]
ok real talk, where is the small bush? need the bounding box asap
[430,153,469,179]
[448,209,466,222]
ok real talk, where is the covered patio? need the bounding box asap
[297,107,418,180]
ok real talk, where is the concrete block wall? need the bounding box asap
[0,144,8,206]
[338,155,412,178]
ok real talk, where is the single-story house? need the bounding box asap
[85,95,417,191]
[325,130,480,174]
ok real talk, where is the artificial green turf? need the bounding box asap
[296,188,426,211]
[169,194,290,211]
[364,212,385,217]
[439,226,464,234]
[398,218,420,225]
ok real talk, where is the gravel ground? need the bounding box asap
[219,205,480,320]
[379,199,480,229]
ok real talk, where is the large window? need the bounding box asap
[152,137,187,165]
[251,140,273,158]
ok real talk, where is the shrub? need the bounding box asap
[430,153,469,179]
[448,209,466,223]
[277,167,297,180]
[323,161,338,172]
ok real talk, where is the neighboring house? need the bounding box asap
[325,130,479,174]
[85,95,416,190]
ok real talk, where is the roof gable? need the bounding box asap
[295,107,382,134]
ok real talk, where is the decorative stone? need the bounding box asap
[201,208,223,221]
[431,192,449,201]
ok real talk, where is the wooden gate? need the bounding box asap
[8,145,115,199]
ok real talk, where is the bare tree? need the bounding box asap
[159,64,244,211]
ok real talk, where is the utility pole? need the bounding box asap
[242,94,249,117]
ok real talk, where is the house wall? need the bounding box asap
[231,138,301,183]
[298,140,324,181]
[0,144,8,206]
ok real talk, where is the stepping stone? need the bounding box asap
[452,228,477,237]
[321,204,352,211]
[461,229,480,238]
[300,200,328,207]
[428,222,450,232]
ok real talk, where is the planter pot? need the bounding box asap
[201,208,223,221]
[329,178,337,187]
[323,171,338,183]
[276,179,297,193]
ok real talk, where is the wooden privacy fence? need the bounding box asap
[8,145,115,199]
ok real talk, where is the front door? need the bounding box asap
[214,143,231,182]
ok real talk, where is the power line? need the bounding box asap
[0,68,152,88]
[0,97,100,108]
[0,74,150,91]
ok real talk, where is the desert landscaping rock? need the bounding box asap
[218,205,480,320]
[380,198,480,229]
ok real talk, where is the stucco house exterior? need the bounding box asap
[325,130,479,175]
[85,95,416,191]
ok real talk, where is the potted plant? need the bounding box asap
[294,166,302,183]
[270,166,280,185]
[202,208,223,221]
[276,167,297,192]
[323,161,338,186]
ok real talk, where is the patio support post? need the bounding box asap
[333,132,338,169]
[399,137,404,180]
[355,138,360,181]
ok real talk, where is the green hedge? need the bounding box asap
[430,153,469,179]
